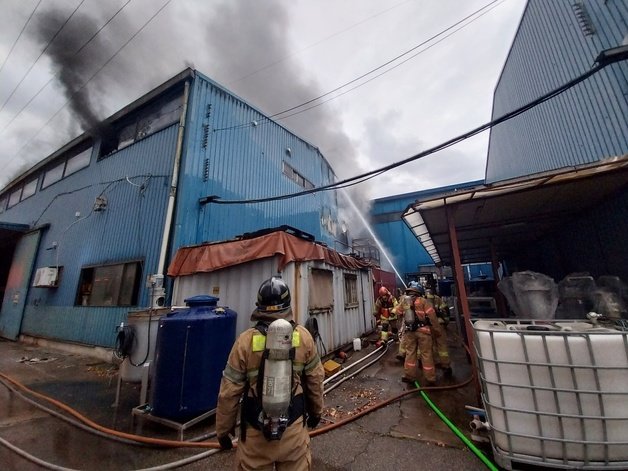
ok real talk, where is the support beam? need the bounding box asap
[490,241,508,317]
[447,206,481,399]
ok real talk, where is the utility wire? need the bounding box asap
[0,0,134,136]
[226,0,413,87]
[201,62,606,205]
[213,0,500,132]
[277,0,505,122]
[10,0,174,161]
[0,0,88,114]
[0,0,44,76]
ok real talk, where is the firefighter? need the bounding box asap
[216,276,325,470]
[373,286,398,346]
[425,284,453,377]
[394,284,439,385]
[396,281,419,361]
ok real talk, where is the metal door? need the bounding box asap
[0,230,41,340]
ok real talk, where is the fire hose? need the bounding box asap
[0,338,497,470]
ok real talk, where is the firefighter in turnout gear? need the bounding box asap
[425,284,453,377]
[373,286,398,346]
[393,284,440,384]
[216,277,325,470]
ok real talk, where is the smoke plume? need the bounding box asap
[203,0,373,234]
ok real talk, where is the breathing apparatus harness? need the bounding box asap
[403,295,432,332]
[241,319,307,442]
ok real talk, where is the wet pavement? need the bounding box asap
[0,328,500,470]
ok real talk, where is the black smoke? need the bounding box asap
[31,6,127,136]
[203,0,372,233]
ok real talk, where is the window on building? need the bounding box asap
[21,178,38,201]
[42,162,65,189]
[42,144,92,189]
[76,261,142,307]
[0,195,7,213]
[8,188,22,208]
[99,93,183,158]
[344,274,358,307]
[64,147,91,176]
[308,268,333,313]
[283,161,314,190]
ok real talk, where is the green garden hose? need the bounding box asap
[414,381,499,471]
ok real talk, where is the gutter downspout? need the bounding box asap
[157,79,191,276]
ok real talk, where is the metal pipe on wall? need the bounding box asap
[157,79,191,276]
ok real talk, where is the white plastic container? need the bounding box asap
[353,338,362,351]
[119,308,168,382]
[473,319,628,469]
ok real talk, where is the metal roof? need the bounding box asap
[402,154,628,266]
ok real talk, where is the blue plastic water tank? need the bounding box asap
[150,295,237,421]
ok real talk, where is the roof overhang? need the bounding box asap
[402,155,628,266]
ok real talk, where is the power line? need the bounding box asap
[276,0,505,122]
[201,62,606,205]
[0,0,88,114]
[10,0,174,161]
[226,0,413,87]
[0,0,44,76]
[0,0,134,136]
[213,0,501,133]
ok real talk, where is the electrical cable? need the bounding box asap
[213,0,501,132]
[275,0,506,123]
[0,0,88,114]
[9,0,174,161]
[201,61,606,205]
[227,0,413,88]
[0,0,44,76]
[0,0,135,135]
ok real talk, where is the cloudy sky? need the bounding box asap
[0,0,527,199]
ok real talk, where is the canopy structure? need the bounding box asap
[402,154,628,376]
[168,228,372,277]
[402,155,628,267]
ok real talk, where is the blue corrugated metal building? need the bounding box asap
[377,0,627,289]
[487,0,627,183]
[484,0,628,280]
[370,181,484,284]
[0,69,343,348]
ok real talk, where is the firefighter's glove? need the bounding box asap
[218,434,233,450]
[306,415,321,429]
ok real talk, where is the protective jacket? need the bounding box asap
[374,295,398,321]
[216,310,324,440]
[426,292,449,325]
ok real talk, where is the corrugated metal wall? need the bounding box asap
[370,182,483,280]
[171,256,374,353]
[174,72,341,249]
[1,125,178,347]
[486,0,628,183]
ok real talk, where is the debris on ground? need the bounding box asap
[17,356,57,364]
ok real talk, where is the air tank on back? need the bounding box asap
[150,295,237,421]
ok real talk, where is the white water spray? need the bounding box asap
[341,190,407,289]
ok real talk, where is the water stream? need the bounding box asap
[341,189,407,289]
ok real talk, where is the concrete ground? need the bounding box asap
[0,328,502,470]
